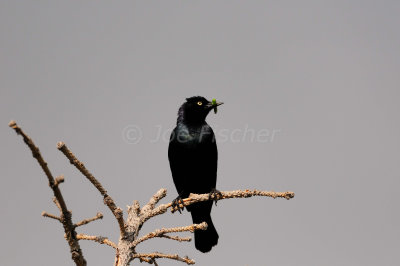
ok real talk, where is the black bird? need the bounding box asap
[168,96,223,253]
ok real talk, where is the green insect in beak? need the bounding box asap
[210,98,223,114]
[212,99,218,113]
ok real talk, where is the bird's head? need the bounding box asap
[177,96,223,124]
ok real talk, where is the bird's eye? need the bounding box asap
[197,101,203,106]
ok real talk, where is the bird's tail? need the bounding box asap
[191,209,219,253]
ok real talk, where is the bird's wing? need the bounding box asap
[168,125,218,197]
[168,126,191,197]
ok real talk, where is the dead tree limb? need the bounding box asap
[9,120,87,266]
[9,120,295,266]
[76,234,117,249]
[114,188,294,266]
[75,212,104,227]
[132,253,195,265]
[57,141,126,236]
[168,189,294,213]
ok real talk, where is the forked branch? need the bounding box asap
[9,120,87,266]
[10,120,295,266]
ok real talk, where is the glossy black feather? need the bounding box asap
[168,96,219,252]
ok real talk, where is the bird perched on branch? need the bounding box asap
[168,96,223,253]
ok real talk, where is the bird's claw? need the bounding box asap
[172,196,184,213]
[209,188,223,206]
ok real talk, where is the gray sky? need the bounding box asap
[1,1,399,265]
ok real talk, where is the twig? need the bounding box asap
[52,197,62,212]
[158,234,191,242]
[75,212,103,227]
[76,234,117,249]
[57,142,125,236]
[132,252,195,265]
[131,222,206,247]
[54,175,65,186]
[140,204,169,225]
[42,211,62,222]
[140,189,167,214]
[136,189,169,226]
[138,257,153,264]
[9,120,87,266]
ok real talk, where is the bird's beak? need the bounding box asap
[206,101,223,108]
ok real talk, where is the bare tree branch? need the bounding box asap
[141,189,167,214]
[131,222,206,248]
[138,257,155,264]
[132,252,195,265]
[52,197,62,212]
[57,141,126,236]
[10,120,295,266]
[167,189,295,213]
[9,120,87,266]
[54,175,65,186]
[157,234,191,243]
[42,211,62,222]
[75,212,104,227]
[137,189,169,226]
[76,234,117,249]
